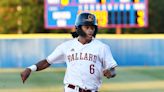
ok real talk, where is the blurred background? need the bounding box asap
[0,0,164,92]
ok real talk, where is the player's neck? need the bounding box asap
[78,36,92,45]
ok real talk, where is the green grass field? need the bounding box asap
[0,67,164,92]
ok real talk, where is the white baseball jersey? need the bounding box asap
[46,38,117,90]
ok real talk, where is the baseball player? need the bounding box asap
[21,12,117,92]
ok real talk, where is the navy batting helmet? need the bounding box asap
[72,12,98,38]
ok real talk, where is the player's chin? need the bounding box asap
[87,34,93,38]
[86,36,93,41]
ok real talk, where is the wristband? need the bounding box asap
[27,65,37,71]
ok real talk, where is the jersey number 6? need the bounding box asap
[90,64,95,74]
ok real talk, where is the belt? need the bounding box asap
[68,84,98,92]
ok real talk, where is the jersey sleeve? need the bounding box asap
[100,45,117,69]
[46,44,65,64]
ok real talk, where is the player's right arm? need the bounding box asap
[21,45,67,83]
[20,59,51,83]
[20,43,66,84]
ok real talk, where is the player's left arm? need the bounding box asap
[103,67,116,79]
[101,45,118,79]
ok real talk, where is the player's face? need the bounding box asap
[81,25,95,39]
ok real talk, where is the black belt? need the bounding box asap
[68,84,98,92]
